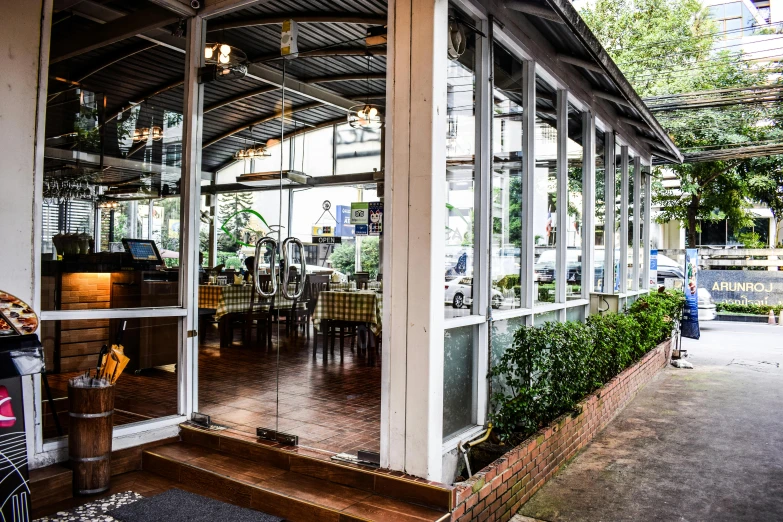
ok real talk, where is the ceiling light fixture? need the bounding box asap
[348,56,384,130]
[203,42,247,81]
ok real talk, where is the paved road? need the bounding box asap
[518,321,783,522]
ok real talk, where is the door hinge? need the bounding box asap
[187,330,198,338]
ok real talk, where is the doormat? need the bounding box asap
[109,489,283,522]
[34,491,144,522]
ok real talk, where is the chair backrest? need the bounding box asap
[355,272,370,290]
[307,274,330,314]
[250,274,274,311]
[376,273,382,282]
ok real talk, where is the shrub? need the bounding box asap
[715,302,783,315]
[489,290,684,442]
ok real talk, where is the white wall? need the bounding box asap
[0,0,45,306]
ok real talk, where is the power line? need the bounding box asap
[605,22,783,53]
[616,35,783,66]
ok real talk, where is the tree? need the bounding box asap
[329,238,380,278]
[581,0,781,247]
[216,192,254,253]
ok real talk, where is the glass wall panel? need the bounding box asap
[42,44,185,310]
[566,104,584,300]
[491,43,525,311]
[41,316,180,440]
[335,123,381,175]
[533,76,558,306]
[445,20,477,318]
[443,325,476,438]
[594,129,606,292]
[533,311,558,324]
[628,156,636,290]
[489,316,526,407]
[566,305,585,322]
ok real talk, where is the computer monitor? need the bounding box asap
[121,239,163,264]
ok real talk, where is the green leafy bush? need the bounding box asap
[489,290,684,442]
[715,302,783,315]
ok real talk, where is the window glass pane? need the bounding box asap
[566,104,584,300]
[724,2,742,18]
[614,144,622,293]
[335,123,381,175]
[445,19,477,318]
[43,46,185,310]
[443,325,476,438]
[725,17,742,37]
[628,156,635,290]
[292,126,334,176]
[566,305,585,322]
[41,316,180,440]
[491,43,524,311]
[534,311,558,324]
[490,316,526,404]
[533,76,558,306]
[594,129,606,292]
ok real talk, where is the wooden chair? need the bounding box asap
[280,273,311,339]
[306,275,330,356]
[240,275,274,349]
[355,272,370,290]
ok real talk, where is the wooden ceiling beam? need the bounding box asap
[305,73,386,84]
[505,0,564,24]
[557,54,605,75]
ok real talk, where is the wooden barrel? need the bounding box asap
[68,383,114,496]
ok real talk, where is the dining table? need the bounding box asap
[199,283,299,347]
[311,289,382,362]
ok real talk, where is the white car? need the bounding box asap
[445,276,504,309]
[697,287,717,321]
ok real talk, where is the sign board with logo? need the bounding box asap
[0,376,29,520]
[650,249,658,286]
[350,202,369,224]
[699,270,783,306]
[335,205,355,237]
[312,236,341,244]
[355,224,368,236]
[312,225,334,237]
[368,202,383,236]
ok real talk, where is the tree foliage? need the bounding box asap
[216,192,254,253]
[328,238,380,278]
[581,0,782,246]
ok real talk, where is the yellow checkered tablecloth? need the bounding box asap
[198,284,297,320]
[312,290,382,335]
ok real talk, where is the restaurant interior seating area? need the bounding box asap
[39,0,387,460]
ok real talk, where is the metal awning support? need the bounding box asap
[557,54,605,74]
[208,13,386,32]
[505,0,564,23]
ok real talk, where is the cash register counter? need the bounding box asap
[41,253,180,374]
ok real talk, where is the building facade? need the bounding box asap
[0,0,675,486]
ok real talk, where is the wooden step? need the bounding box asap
[179,424,454,512]
[30,464,72,510]
[143,440,451,522]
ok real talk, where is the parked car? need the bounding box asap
[533,248,603,286]
[697,288,717,321]
[445,276,504,309]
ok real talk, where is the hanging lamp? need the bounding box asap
[348,56,384,130]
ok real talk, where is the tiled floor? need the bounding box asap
[45,322,381,456]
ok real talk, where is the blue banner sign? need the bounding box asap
[682,248,700,340]
[335,205,355,237]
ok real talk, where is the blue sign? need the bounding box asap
[355,224,368,236]
[681,248,700,340]
[335,205,355,237]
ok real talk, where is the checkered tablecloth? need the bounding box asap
[199,284,298,320]
[312,290,382,335]
[330,281,382,292]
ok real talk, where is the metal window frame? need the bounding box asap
[582,111,596,299]
[632,157,641,291]
[603,131,616,294]
[555,90,568,306]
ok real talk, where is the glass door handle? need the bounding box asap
[280,237,306,300]
[254,237,278,298]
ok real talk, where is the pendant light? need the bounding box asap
[348,56,384,130]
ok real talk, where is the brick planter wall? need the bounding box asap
[451,337,673,522]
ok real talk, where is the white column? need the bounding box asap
[382,0,448,481]
[632,159,641,291]
[582,112,595,299]
[179,15,205,418]
[521,61,536,310]
[603,132,615,293]
[556,91,568,305]
[619,145,629,294]
[643,165,652,289]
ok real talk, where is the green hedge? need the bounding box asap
[715,302,783,315]
[489,290,684,442]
